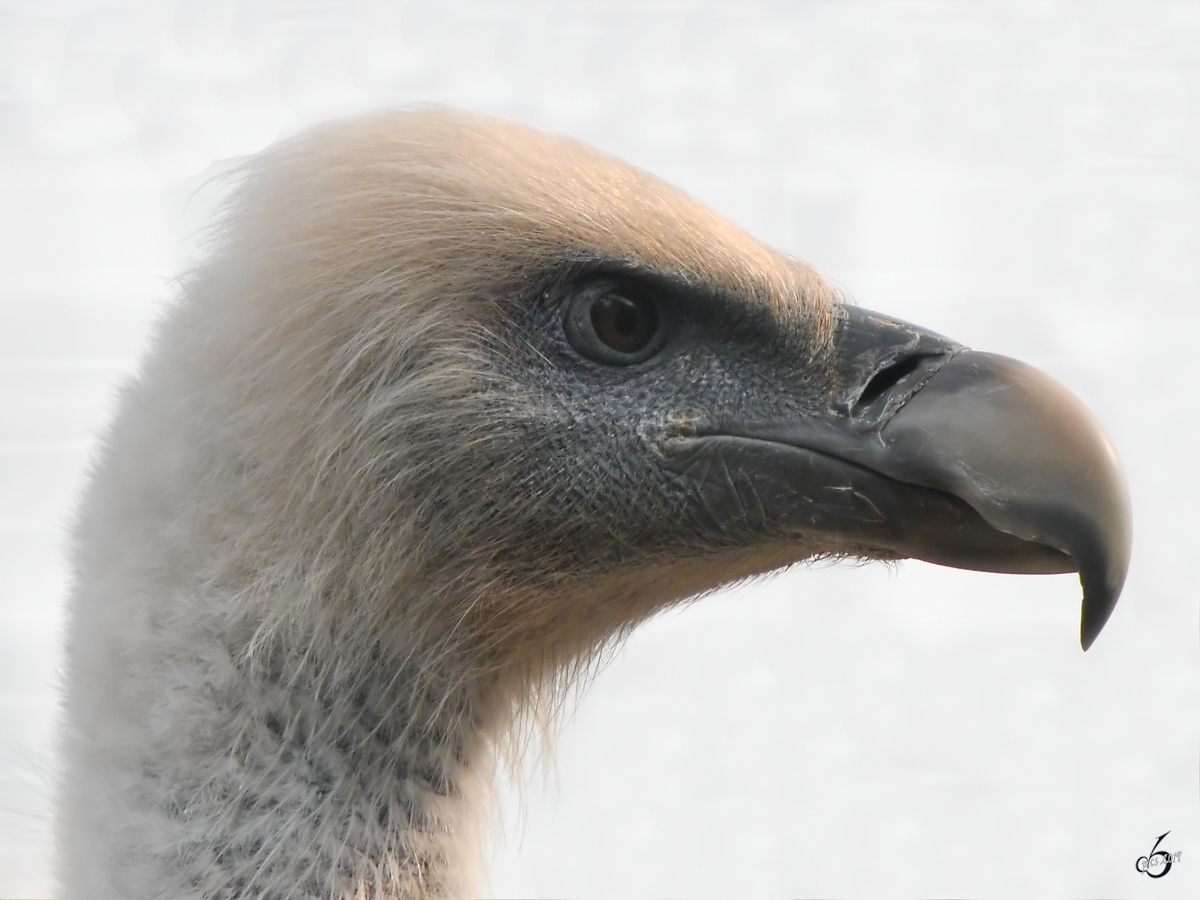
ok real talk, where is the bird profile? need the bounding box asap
[57,108,1130,899]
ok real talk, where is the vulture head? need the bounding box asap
[59,108,1130,898]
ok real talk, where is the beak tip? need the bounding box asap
[886,349,1131,653]
[1079,575,1123,651]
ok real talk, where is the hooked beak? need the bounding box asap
[663,306,1131,650]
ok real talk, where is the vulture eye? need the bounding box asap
[564,280,666,365]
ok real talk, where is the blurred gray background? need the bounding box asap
[1,0,1197,897]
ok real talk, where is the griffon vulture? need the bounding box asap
[57,109,1130,899]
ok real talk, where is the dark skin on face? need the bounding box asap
[475,259,1129,651]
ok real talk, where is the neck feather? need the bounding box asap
[62,571,531,899]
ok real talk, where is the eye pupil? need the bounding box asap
[591,292,657,353]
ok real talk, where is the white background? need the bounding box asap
[1,1,1197,897]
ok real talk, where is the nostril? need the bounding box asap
[853,355,924,412]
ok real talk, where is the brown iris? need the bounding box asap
[589,291,659,354]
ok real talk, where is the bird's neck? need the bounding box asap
[195,618,503,899]
[66,583,509,900]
